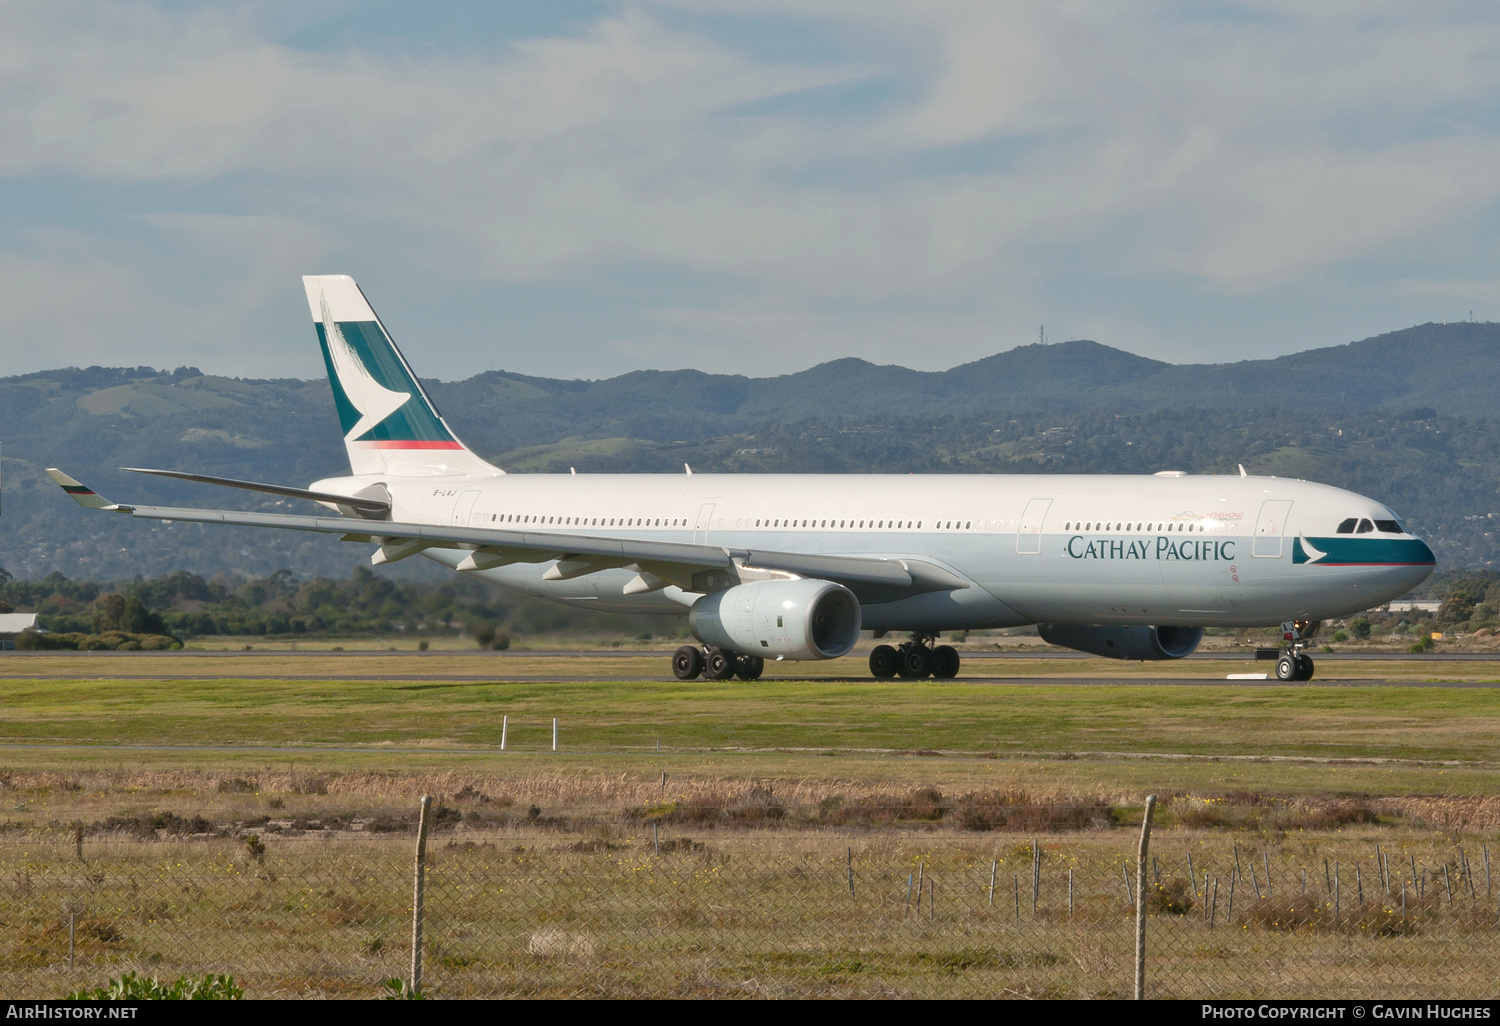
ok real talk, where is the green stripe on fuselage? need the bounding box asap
[1293,536,1435,566]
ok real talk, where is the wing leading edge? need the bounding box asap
[45,470,969,602]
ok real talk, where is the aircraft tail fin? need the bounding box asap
[302,275,499,478]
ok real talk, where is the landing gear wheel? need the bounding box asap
[672,645,704,680]
[930,645,960,679]
[1275,654,1297,681]
[898,644,931,679]
[704,647,737,681]
[869,644,898,679]
[735,654,765,681]
[1295,654,1314,681]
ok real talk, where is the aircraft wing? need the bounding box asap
[46,470,968,601]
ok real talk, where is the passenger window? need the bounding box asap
[1355,519,1374,534]
[1336,518,1357,534]
[1375,520,1402,534]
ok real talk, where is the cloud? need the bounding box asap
[3,0,1500,377]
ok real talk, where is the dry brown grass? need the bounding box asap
[6,767,1500,843]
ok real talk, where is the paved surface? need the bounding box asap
[0,672,1493,687]
[5,648,1500,660]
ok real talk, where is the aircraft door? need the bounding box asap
[1016,498,1053,554]
[451,490,481,526]
[693,503,715,545]
[1252,499,1293,558]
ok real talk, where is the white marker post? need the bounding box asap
[500,715,507,751]
[552,718,558,752]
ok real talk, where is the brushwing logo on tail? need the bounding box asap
[320,291,411,441]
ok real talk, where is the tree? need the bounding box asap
[1439,591,1477,625]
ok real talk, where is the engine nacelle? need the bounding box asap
[1037,623,1204,661]
[689,579,862,660]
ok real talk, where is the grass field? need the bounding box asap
[0,651,1497,998]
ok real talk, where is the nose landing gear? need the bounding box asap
[1274,620,1319,681]
[869,634,961,680]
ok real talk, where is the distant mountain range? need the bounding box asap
[434,320,1500,447]
[1,320,1497,582]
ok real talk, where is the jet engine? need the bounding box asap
[1036,623,1204,660]
[689,579,862,660]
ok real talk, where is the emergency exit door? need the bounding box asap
[1016,498,1052,554]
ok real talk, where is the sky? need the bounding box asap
[3,0,1500,382]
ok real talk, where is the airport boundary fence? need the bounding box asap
[1,801,1497,999]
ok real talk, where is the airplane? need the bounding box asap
[48,275,1436,683]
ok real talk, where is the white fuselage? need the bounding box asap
[311,470,1433,630]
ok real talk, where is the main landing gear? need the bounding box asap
[672,644,764,682]
[1273,619,1319,682]
[869,634,960,680]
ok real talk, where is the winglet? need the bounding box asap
[45,469,132,512]
[1238,464,1247,478]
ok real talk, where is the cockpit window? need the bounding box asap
[1336,518,1358,534]
[1375,519,1402,534]
[1355,519,1374,534]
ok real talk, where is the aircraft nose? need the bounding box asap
[1379,536,1436,595]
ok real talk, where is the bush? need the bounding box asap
[68,972,242,1000]
[1331,630,1348,642]
[1349,618,1371,639]
[383,977,426,1000]
[15,630,180,651]
[1145,877,1194,915]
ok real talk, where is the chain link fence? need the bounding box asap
[0,804,1496,998]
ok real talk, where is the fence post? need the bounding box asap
[1032,839,1040,916]
[847,847,855,900]
[1134,794,1156,1001]
[68,911,75,968]
[989,859,997,908]
[410,794,433,994]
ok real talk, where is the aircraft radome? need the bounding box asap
[49,275,1435,682]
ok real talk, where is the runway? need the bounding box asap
[0,672,1494,687]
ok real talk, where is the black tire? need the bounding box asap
[672,645,704,680]
[931,644,960,679]
[735,654,765,681]
[705,647,736,680]
[1275,654,1297,681]
[1295,654,1314,681]
[898,645,931,679]
[869,644,898,679]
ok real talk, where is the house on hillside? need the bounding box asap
[0,612,40,650]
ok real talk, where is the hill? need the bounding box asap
[1,322,1497,581]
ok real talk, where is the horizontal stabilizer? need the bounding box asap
[124,467,390,516]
